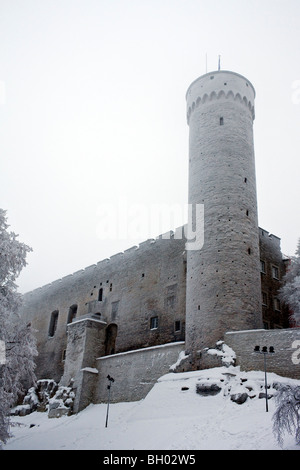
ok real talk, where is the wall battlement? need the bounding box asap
[259,227,282,249]
[23,225,187,299]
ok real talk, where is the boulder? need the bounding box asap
[196,382,222,396]
[230,393,248,404]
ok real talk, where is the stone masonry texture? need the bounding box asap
[185,71,262,363]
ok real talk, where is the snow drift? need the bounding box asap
[4,366,300,450]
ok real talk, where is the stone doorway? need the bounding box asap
[104,324,118,355]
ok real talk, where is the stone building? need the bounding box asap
[20,70,298,411]
[259,228,291,329]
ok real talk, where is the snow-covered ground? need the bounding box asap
[3,366,300,451]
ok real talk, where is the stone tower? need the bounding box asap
[185,70,262,367]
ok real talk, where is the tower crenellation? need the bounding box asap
[186,70,255,124]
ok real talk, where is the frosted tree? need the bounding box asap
[279,239,300,325]
[0,209,37,446]
[272,384,300,447]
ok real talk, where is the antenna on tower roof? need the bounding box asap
[218,55,221,71]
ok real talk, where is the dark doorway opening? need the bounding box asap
[105,324,118,356]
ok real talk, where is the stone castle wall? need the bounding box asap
[225,328,300,379]
[94,342,185,404]
[21,231,187,381]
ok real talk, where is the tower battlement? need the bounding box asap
[186,70,255,123]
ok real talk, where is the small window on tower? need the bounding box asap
[220,117,224,125]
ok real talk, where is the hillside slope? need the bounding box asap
[4,366,300,451]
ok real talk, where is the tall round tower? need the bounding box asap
[185,70,262,367]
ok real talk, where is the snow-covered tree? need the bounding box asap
[279,239,300,326]
[272,383,300,447]
[0,209,37,446]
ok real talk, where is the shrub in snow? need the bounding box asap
[0,209,36,445]
[278,238,300,325]
[48,385,75,418]
[11,379,75,418]
[272,384,300,447]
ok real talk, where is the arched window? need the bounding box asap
[98,288,103,301]
[48,310,59,337]
[67,304,77,324]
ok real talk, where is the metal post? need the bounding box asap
[105,384,111,428]
[263,352,268,412]
[105,375,114,428]
[254,345,274,412]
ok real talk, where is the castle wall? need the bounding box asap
[94,341,185,404]
[21,232,186,382]
[225,328,300,379]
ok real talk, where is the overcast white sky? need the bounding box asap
[1,0,300,293]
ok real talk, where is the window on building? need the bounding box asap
[262,292,267,306]
[260,260,266,273]
[98,288,103,301]
[272,266,279,280]
[175,320,181,332]
[274,298,281,312]
[48,310,59,337]
[150,316,158,330]
[67,304,77,324]
[220,117,224,125]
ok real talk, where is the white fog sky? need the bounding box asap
[0,0,299,293]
